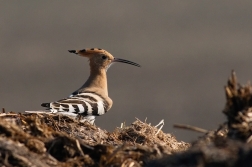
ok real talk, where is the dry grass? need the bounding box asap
[1,71,252,167]
[0,112,188,166]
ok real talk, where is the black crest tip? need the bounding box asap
[68,50,78,54]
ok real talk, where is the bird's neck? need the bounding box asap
[82,66,108,96]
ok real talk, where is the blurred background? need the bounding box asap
[1,1,252,142]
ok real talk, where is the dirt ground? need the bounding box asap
[1,71,252,167]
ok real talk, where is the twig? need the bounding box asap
[0,113,18,117]
[105,144,125,165]
[173,124,208,133]
[120,122,126,128]
[47,140,56,153]
[155,119,164,135]
[25,110,50,113]
[247,135,252,143]
[75,139,85,156]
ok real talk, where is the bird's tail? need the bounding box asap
[25,110,50,113]
[41,103,50,108]
[25,103,51,114]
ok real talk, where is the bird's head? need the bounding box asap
[68,48,140,71]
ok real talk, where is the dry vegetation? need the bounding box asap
[1,71,252,167]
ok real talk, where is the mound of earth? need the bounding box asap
[1,71,252,167]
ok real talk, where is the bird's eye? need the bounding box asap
[102,55,107,59]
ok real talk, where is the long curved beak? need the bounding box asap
[113,58,141,67]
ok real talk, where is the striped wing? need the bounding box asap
[43,92,109,116]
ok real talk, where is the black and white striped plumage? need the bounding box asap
[41,92,109,117]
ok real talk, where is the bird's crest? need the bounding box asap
[68,48,113,58]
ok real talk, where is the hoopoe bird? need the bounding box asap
[34,48,140,124]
